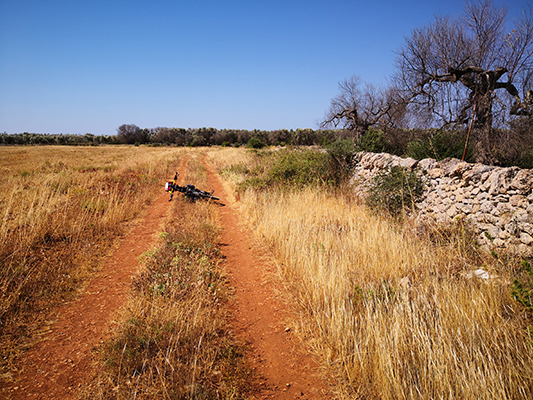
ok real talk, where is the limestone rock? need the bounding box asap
[428,168,443,178]
[520,232,533,245]
[486,167,520,195]
[418,158,438,171]
[509,195,526,207]
[463,164,496,185]
[439,158,463,177]
[350,150,533,256]
[511,169,533,193]
[466,268,494,280]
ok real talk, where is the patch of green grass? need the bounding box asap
[232,145,357,193]
[512,260,533,312]
[406,129,473,161]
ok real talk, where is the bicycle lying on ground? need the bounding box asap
[165,172,220,202]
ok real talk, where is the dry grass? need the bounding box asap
[206,147,255,205]
[4,144,531,398]
[211,147,533,399]
[83,149,251,399]
[0,145,184,375]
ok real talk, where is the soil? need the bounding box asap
[204,159,330,399]
[1,157,330,399]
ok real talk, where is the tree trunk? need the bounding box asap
[472,92,497,165]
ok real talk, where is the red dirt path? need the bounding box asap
[204,158,329,399]
[0,160,187,400]
[1,156,330,399]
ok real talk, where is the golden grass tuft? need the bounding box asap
[206,146,255,205]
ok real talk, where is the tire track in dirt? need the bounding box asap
[204,158,330,399]
[1,159,189,400]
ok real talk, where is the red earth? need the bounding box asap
[204,158,329,399]
[1,157,330,399]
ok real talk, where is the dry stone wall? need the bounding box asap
[351,152,533,256]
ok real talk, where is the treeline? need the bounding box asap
[116,124,340,147]
[0,132,117,146]
[2,121,533,169]
[0,127,342,147]
[116,123,533,168]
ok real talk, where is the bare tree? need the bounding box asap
[322,76,398,139]
[395,0,533,164]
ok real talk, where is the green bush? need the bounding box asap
[326,139,357,185]
[266,149,330,187]
[234,147,355,192]
[406,129,473,161]
[246,137,266,149]
[357,128,388,153]
[366,165,425,217]
[511,260,533,312]
[511,259,533,338]
[493,142,533,169]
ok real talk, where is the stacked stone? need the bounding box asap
[350,152,533,256]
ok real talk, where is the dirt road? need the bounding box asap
[1,161,186,400]
[204,158,328,399]
[2,156,329,399]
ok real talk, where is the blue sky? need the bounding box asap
[0,0,530,135]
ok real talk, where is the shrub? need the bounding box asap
[406,129,473,161]
[231,145,359,193]
[325,139,357,185]
[234,149,329,192]
[492,125,533,168]
[266,149,329,187]
[511,260,533,312]
[246,137,266,149]
[357,128,387,153]
[366,165,424,217]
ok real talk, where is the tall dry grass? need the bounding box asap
[211,147,533,399]
[207,146,255,205]
[0,145,184,375]
[83,150,250,399]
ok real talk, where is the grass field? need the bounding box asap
[208,146,533,399]
[0,145,184,377]
[2,145,533,399]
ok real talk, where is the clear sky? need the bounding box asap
[0,0,530,135]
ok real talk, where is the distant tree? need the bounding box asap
[117,124,141,144]
[322,76,402,140]
[116,124,151,144]
[196,127,217,144]
[236,130,252,146]
[137,128,151,144]
[211,129,238,146]
[83,133,95,144]
[395,0,533,164]
[291,128,318,145]
[151,127,177,144]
